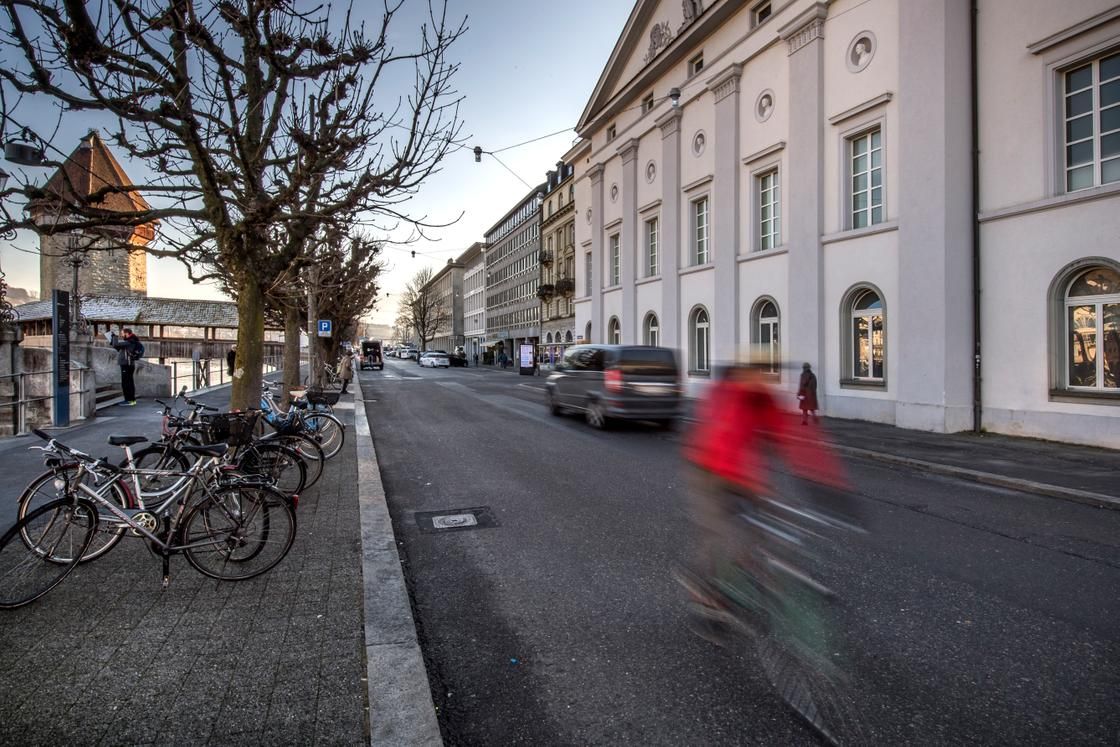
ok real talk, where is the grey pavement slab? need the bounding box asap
[0,387,368,746]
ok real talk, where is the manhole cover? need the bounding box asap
[432,513,478,529]
[415,506,498,534]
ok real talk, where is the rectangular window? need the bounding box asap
[1064,51,1120,192]
[689,53,704,76]
[850,128,883,229]
[645,217,659,276]
[609,234,621,286]
[758,170,780,251]
[692,197,709,265]
[752,1,771,26]
[585,252,592,295]
[642,93,654,114]
[607,123,617,142]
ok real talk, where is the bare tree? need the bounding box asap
[0,0,465,408]
[397,266,448,352]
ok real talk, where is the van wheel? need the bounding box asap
[547,391,562,416]
[586,400,609,430]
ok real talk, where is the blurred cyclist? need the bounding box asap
[678,354,846,640]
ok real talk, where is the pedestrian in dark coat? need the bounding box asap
[797,362,819,425]
[109,327,142,405]
[226,345,237,377]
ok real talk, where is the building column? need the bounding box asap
[656,109,682,349]
[779,3,827,389]
[619,139,640,344]
[588,164,605,343]
[707,63,743,364]
[896,0,973,432]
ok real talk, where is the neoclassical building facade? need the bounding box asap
[538,161,577,362]
[570,0,1120,446]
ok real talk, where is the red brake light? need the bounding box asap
[605,368,623,393]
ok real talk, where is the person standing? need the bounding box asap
[226,345,237,378]
[192,346,203,389]
[338,349,354,394]
[109,327,142,405]
[797,362,819,425]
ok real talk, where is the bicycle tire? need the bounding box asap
[17,465,131,564]
[236,442,306,497]
[180,484,295,581]
[264,433,324,489]
[301,412,344,459]
[0,499,97,608]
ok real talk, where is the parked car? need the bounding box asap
[400,348,418,360]
[417,349,448,365]
[360,340,383,370]
[419,351,451,368]
[544,345,681,429]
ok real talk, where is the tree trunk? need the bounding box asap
[282,304,302,408]
[231,274,265,410]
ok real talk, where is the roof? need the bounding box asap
[30,131,157,242]
[13,294,281,330]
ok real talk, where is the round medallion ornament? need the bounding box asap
[846,31,876,73]
[585,208,592,224]
[610,184,619,203]
[755,90,775,123]
[645,160,657,183]
[692,131,706,157]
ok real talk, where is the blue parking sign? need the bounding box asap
[317,319,332,337]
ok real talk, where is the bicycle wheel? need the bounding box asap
[268,433,324,489]
[236,442,306,497]
[301,412,344,459]
[17,465,131,563]
[181,485,295,580]
[0,499,97,608]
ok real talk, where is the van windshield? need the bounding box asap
[615,348,677,375]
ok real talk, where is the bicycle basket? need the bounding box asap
[200,410,260,446]
[306,389,340,406]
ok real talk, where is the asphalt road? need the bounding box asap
[362,358,1120,745]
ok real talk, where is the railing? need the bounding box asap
[0,365,94,435]
[169,354,288,394]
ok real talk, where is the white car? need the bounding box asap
[419,352,450,368]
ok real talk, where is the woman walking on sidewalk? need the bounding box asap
[339,349,354,394]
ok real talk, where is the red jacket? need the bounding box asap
[684,375,846,493]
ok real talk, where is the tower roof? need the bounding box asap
[32,130,156,242]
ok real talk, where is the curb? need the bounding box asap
[354,378,443,746]
[829,442,1120,511]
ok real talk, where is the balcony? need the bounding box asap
[536,284,556,301]
[555,278,575,297]
[538,249,553,266]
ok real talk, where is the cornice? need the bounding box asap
[778,1,827,56]
[1027,5,1120,55]
[706,63,743,104]
[742,140,786,166]
[587,163,605,185]
[828,92,893,126]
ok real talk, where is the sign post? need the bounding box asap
[317,319,332,338]
[51,289,70,427]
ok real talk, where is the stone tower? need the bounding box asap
[30,130,155,299]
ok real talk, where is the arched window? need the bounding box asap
[608,317,622,344]
[752,299,780,374]
[546,332,554,343]
[845,287,885,381]
[1065,266,1120,389]
[689,307,710,373]
[585,322,592,343]
[566,330,573,343]
[643,312,660,346]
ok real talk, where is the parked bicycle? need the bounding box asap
[259,383,345,460]
[0,423,297,609]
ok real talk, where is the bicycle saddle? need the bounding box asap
[108,435,148,446]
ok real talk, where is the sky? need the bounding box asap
[0,0,635,326]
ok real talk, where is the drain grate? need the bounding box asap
[414,506,499,534]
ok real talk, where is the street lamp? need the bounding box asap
[669,87,681,108]
[0,167,9,192]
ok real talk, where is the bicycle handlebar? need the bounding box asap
[29,428,119,474]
